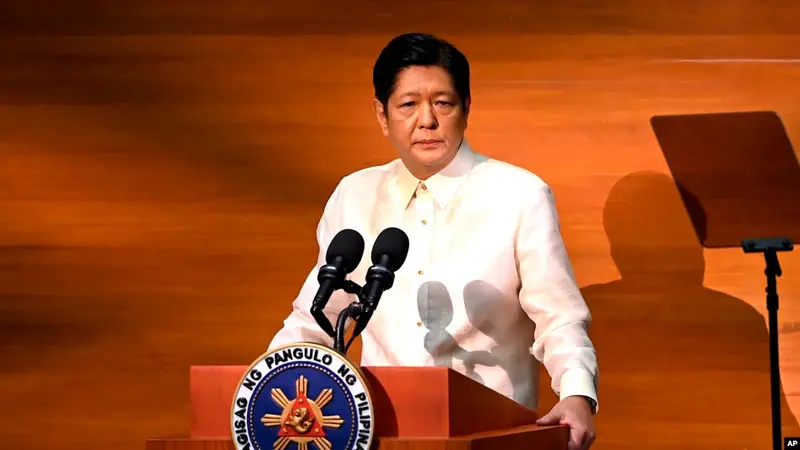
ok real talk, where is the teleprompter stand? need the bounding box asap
[742,237,794,450]
[651,110,800,450]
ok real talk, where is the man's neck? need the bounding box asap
[404,153,458,181]
[408,166,437,181]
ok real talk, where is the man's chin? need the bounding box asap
[417,153,450,168]
[412,145,449,159]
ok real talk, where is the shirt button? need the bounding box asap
[417,321,423,327]
[417,270,424,275]
[421,219,427,225]
[420,183,427,191]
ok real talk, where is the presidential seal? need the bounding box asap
[231,342,375,450]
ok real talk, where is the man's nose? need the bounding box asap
[417,103,438,129]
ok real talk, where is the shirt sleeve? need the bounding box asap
[268,181,358,350]
[516,183,599,413]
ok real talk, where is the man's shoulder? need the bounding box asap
[475,155,551,193]
[331,158,398,197]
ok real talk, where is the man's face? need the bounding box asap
[374,65,470,179]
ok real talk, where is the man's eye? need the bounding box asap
[400,102,414,107]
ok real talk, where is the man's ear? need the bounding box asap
[373,98,389,136]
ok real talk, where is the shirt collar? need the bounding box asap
[392,139,477,210]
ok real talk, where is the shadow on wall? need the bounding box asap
[579,170,799,449]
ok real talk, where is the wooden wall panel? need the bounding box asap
[0,1,799,449]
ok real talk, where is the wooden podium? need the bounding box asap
[146,365,568,450]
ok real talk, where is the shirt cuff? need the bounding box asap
[559,367,598,414]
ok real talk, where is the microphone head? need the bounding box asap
[371,227,410,271]
[326,229,365,273]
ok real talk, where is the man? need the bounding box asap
[269,32,598,450]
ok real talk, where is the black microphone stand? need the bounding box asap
[310,306,336,339]
[334,302,363,354]
[742,237,794,450]
[332,280,365,355]
[311,279,362,341]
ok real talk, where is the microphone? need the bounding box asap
[351,227,410,339]
[310,229,365,338]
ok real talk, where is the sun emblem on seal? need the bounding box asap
[260,375,344,450]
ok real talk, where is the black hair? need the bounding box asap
[372,33,470,110]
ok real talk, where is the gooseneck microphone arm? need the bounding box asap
[310,310,335,339]
[310,277,364,341]
[333,279,365,353]
[334,302,362,354]
[312,276,364,344]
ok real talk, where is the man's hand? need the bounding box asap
[536,396,596,450]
